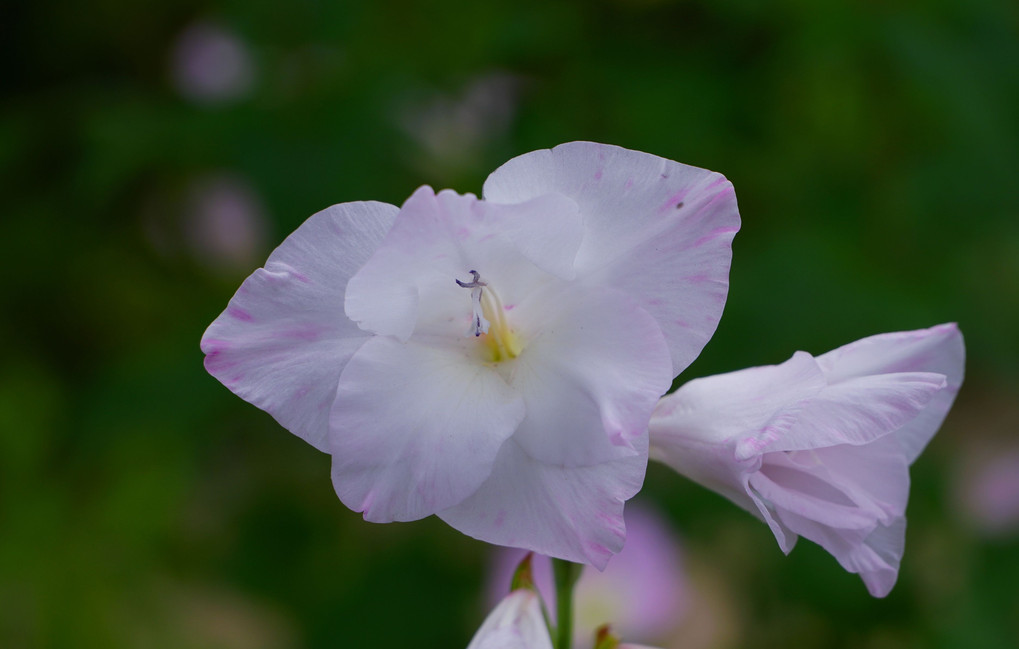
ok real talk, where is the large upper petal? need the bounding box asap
[815,323,965,463]
[344,186,582,342]
[483,141,739,376]
[329,336,525,523]
[507,285,672,467]
[200,200,397,451]
[439,434,650,569]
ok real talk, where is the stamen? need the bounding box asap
[456,270,521,361]
[457,271,490,336]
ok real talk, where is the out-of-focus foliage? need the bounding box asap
[2,0,1017,647]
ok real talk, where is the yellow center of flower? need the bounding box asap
[457,270,521,363]
[478,289,521,363]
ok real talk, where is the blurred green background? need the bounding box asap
[2,0,1018,647]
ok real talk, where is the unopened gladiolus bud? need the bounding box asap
[649,324,964,597]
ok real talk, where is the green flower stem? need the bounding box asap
[552,558,583,649]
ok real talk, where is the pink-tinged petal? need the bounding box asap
[650,421,762,531]
[741,469,798,554]
[200,200,397,451]
[653,351,826,452]
[750,371,947,458]
[776,504,906,598]
[750,438,909,539]
[649,348,946,458]
[509,287,672,466]
[483,141,739,376]
[344,186,582,342]
[329,336,525,522]
[857,519,907,598]
[467,589,553,649]
[816,323,965,463]
[649,352,832,536]
[439,435,649,569]
[762,436,913,599]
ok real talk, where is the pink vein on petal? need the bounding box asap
[658,190,688,214]
[691,225,740,249]
[227,306,253,321]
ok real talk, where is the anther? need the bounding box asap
[455,270,487,289]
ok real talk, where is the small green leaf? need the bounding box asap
[510,552,536,592]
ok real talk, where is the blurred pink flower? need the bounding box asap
[202,142,739,566]
[170,22,254,103]
[399,73,522,173]
[489,506,688,647]
[650,324,964,597]
[185,175,270,273]
[957,445,1019,536]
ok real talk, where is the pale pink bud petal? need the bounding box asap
[815,323,965,463]
[467,590,553,649]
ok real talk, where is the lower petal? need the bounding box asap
[776,509,905,598]
[509,286,673,467]
[330,337,525,522]
[753,438,911,597]
[438,435,649,569]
